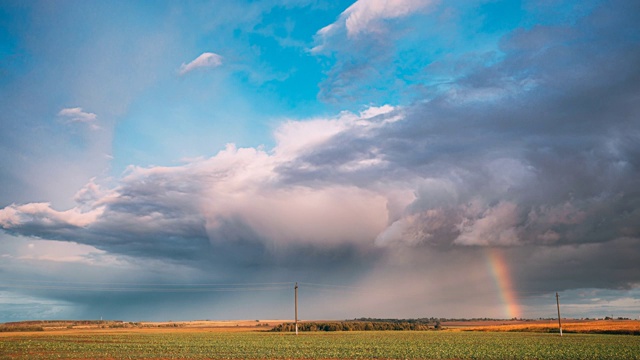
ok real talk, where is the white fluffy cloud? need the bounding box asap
[178,52,223,75]
[273,105,398,159]
[343,0,437,37]
[0,202,104,229]
[0,106,399,254]
[313,0,437,53]
[57,107,99,129]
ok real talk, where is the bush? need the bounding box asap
[0,325,45,332]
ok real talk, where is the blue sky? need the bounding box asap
[1,0,639,322]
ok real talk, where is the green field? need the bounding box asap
[1,331,639,359]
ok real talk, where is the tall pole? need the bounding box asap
[556,292,562,337]
[295,282,299,335]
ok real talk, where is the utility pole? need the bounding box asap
[556,292,563,337]
[294,282,299,335]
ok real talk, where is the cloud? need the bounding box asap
[342,0,438,37]
[273,105,398,159]
[0,202,103,229]
[313,0,437,49]
[0,107,398,263]
[57,107,99,129]
[178,52,223,75]
[311,0,440,104]
[455,201,520,246]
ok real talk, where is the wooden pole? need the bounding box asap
[556,292,562,337]
[295,282,298,335]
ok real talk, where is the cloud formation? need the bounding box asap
[3,9,640,287]
[344,0,436,36]
[314,0,436,47]
[57,107,99,129]
[311,0,441,103]
[0,107,398,262]
[178,52,223,75]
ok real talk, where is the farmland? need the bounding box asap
[452,319,640,335]
[2,328,640,359]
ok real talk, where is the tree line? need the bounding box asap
[271,321,439,332]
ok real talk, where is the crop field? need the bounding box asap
[2,330,640,359]
[455,319,640,335]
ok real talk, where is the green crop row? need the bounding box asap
[1,331,639,359]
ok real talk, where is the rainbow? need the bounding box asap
[485,247,521,319]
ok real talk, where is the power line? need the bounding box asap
[1,279,371,295]
[299,282,363,289]
[1,278,294,287]
[0,284,292,293]
[298,282,377,294]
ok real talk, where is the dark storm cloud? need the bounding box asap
[512,238,640,294]
[274,0,640,290]
[0,147,387,276]
[5,1,640,248]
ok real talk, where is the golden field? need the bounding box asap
[446,319,640,334]
[2,319,639,336]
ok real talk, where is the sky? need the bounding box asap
[0,0,639,322]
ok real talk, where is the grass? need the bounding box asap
[1,330,640,359]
